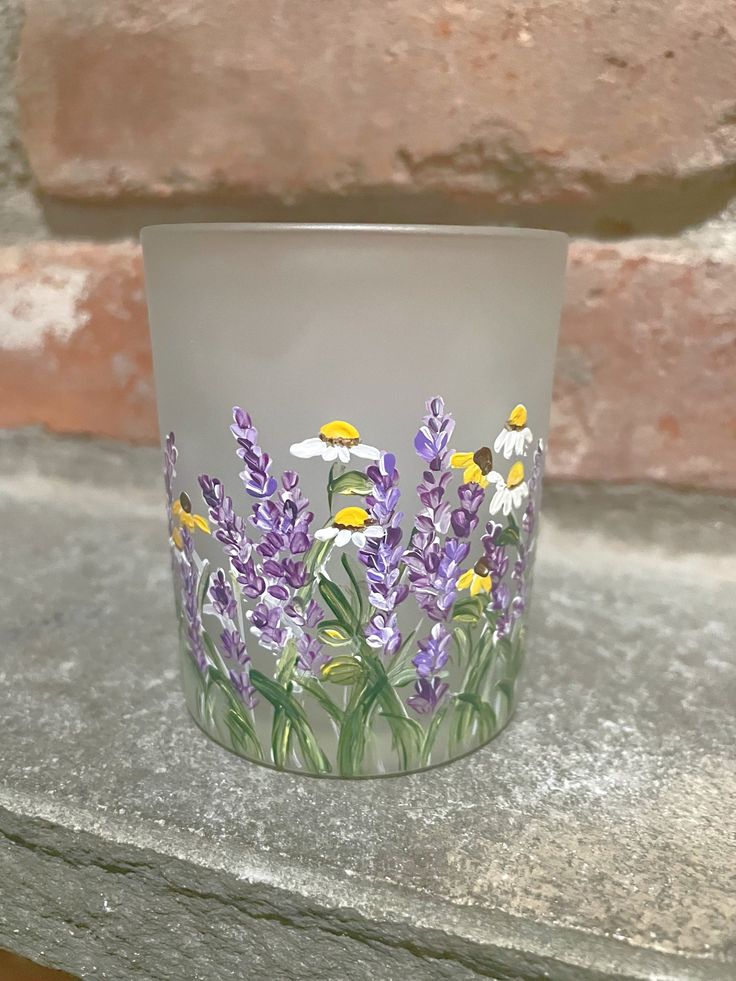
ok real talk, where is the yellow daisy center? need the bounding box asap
[319,420,360,446]
[506,404,528,430]
[506,462,525,488]
[333,505,371,530]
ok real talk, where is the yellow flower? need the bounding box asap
[171,491,210,549]
[457,557,493,596]
[449,446,496,488]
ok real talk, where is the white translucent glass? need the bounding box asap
[142,223,568,778]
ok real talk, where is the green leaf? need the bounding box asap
[196,562,211,616]
[327,462,337,512]
[318,575,358,633]
[250,669,331,774]
[385,628,417,683]
[370,656,422,771]
[202,660,263,759]
[336,675,384,776]
[484,608,500,628]
[299,678,344,725]
[225,706,262,757]
[386,666,418,688]
[453,626,472,663]
[454,692,497,742]
[334,646,425,776]
[275,637,299,686]
[420,706,447,768]
[341,552,365,620]
[498,513,521,546]
[449,631,497,753]
[202,630,228,674]
[377,713,424,764]
[271,709,292,769]
[496,678,515,702]
[298,538,333,589]
[329,470,373,498]
[451,596,484,623]
[494,677,516,718]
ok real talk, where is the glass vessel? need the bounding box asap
[142,224,568,778]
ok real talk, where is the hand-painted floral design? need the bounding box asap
[488,461,529,516]
[494,403,533,459]
[290,420,380,463]
[170,491,210,551]
[165,396,544,777]
[314,506,385,548]
[449,446,496,488]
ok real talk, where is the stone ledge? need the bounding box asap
[0,430,735,980]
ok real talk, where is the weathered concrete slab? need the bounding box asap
[0,429,734,981]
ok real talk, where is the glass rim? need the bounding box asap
[141,221,569,243]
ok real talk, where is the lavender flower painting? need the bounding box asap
[165,397,545,777]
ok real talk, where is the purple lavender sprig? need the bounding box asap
[404,397,457,606]
[164,432,177,516]
[404,537,470,622]
[247,602,289,651]
[250,469,315,620]
[450,481,485,538]
[199,475,252,562]
[481,520,512,633]
[406,678,450,716]
[204,568,258,707]
[405,398,478,714]
[204,569,238,622]
[412,622,451,678]
[522,439,545,538]
[414,396,455,472]
[199,473,265,599]
[495,439,545,640]
[292,600,327,677]
[231,406,278,499]
[359,453,408,658]
[206,408,322,666]
[178,528,207,672]
[163,432,180,585]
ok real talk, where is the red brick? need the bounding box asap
[16,1,736,202]
[0,243,156,442]
[549,241,736,489]
[1,239,734,491]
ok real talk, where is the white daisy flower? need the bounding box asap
[494,404,533,459]
[290,420,380,464]
[314,506,385,549]
[489,462,529,516]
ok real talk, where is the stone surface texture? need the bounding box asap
[0,431,734,981]
[2,238,735,490]
[16,0,736,204]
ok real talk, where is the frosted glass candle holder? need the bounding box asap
[142,223,568,778]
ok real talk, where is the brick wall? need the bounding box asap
[1,0,735,489]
